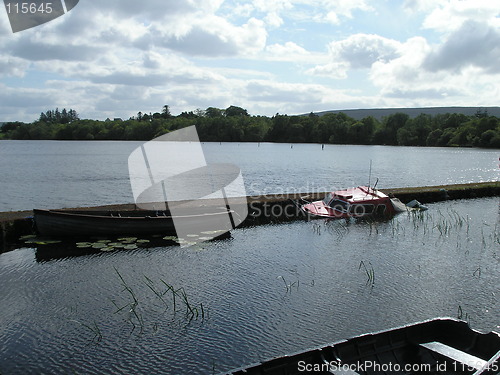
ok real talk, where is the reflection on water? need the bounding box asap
[0,198,499,374]
[0,141,499,211]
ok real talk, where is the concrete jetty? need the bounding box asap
[1,181,498,252]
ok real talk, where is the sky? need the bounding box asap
[0,0,499,122]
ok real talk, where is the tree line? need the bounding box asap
[1,105,499,148]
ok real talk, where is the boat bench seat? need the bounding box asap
[420,342,489,371]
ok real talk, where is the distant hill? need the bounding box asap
[312,107,500,121]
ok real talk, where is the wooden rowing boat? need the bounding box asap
[33,207,234,237]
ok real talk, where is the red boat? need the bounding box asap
[300,186,405,219]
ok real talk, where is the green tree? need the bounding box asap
[426,129,443,146]
[383,113,409,145]
[267,115,290,142]
[205,107,223,118]
[225,105,249,117]
[479,129,499,147]
[162,105,172,119]
[437,128,457,147]
[348,119,375,145]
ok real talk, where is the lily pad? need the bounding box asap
[34,240,62,245]
[24,239,40,244]
[118,237,137,242]
[20,234,37,240]
[163,236,178,241]
[136,239,150,243]
[123,244,138,250]
[76,242,92,247]
[92,243,107,249]
[100,247,115,252]
[108,242,125,248]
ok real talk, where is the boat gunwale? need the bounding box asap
[33,208,234,220]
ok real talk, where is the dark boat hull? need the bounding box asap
[33,208,233,237]
[224,318,500,375]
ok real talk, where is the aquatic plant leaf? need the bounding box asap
[163,236,178,241]
[35,240,62,245]
[100,247,115,252]
[20,234,37,240]
[118,237,137,242]
[76,242,92,247]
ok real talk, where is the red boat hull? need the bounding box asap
[301,186,396,219]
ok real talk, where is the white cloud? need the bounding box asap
[264,12,284,27]
[370,37,431,88]
[1,0,499,121]
[312,0,373,23]
[266,41,308,59]
[0,84,54,108]
[403,0,446,14]
[324,11,340,25]
[310,0,372,18]
[306,62,349,79]
[223,0,291,27]
[0,56,29,77]
[330,34,401,69]
[243,79,369,114]
[82,0,218,21]
[0,11,12,35]
[226,0,372,26]
[423,0,500,33]
[9,38,103,61]
[308,34,401,78]
[154,16,267,57]
[369,34,500,107]
[424,20,500,74]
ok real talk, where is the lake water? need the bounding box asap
[0,198,499,374]
[0,140,499,374]
[0,140,498,212]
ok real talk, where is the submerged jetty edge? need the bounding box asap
[1,181,498,252]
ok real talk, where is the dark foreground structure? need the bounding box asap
[223,318,500,375]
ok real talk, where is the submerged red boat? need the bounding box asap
[300,186,407,219]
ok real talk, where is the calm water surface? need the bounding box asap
[0,198,499,374]
[0,140,498,211]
